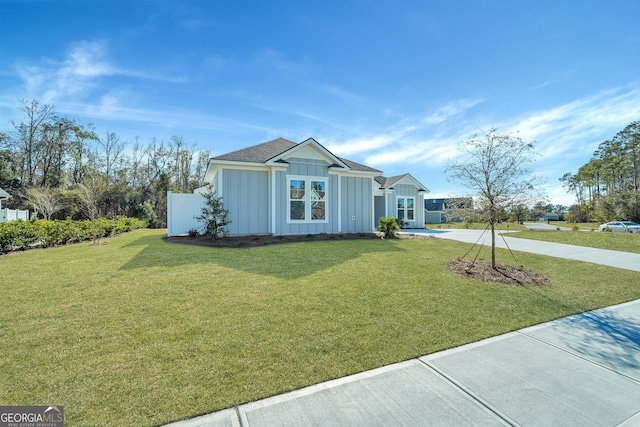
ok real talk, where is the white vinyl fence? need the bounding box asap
[0,208,30,223]
[166,191,205,236]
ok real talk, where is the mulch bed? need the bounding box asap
[167,232,382,248]
[447,259,549,286]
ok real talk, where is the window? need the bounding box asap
[288,176,328,222]
[290,179,305,220]
[397,197,415,221]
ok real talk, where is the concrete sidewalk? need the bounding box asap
[403,228,640,272]
[166,300,640,427]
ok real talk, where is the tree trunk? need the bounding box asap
[491,221,496,269]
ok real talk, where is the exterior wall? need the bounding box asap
[374,195,386,225]
[391,184,424,228]
[223,169,270,235]
[167,192,205,236]
[341,176,373,233]
[425,211,443,224]
[274,158,337,235]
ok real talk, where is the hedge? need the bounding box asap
[0,217,146,253]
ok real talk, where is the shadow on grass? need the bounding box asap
[560,308,640,374]
[119,233,406,279]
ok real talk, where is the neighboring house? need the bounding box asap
[537,212,561,221]
[424,197,473,224]
[0,187,9,210]
[167,137,429,236]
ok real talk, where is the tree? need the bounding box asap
[446,129,543,269]
[195,185,231,239]
[78,183,102,245]
[23,186,65,220]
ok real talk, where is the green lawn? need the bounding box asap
[509,229,640,253]
[549,221,600,231]
[425,222,528,231]
[2,228,640,426]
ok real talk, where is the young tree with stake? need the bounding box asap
[446,129,543,269]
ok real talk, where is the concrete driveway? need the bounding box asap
[403,228,640,272]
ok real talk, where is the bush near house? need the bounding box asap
[377,216,400,238]
[0,217,146,253]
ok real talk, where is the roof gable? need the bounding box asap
[375,174,429,192]
[267,138,348,168]
[210,137,382,174]
[0,187,10,200]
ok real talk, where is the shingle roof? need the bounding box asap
[0,187,10,199]
[212,137,382,173]
[212,138,297,163]
[374,174,408,189]
[337,157,381,173]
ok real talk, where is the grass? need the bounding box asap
[508,228,640,253]
[548,221,600,231]
[425,222,528,231]
[2,228,640,426]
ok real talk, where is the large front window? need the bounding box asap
[288,176,328,223]
[397,197,415,222]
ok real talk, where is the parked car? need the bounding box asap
[599,221,640,233]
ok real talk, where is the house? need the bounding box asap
[424,197,473,224]
[167,137,429,236]
[537,212,561,221]
[0,188,9,210]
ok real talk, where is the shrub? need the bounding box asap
[378,216,400,239]
[0,217,145,254]
[195,186,231,239]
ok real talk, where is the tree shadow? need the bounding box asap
[119,234,406,279]
[559,308,640,377]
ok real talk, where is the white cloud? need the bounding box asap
[506,85,640,159]
[420,98,484,126]
[326,98,481,160]
[13,40,186,104]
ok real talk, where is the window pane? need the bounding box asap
[397,210,404,220]
[407,209,414,220]
[290,180,305,200]
[312,201,325,220]
[311,181,326,200]
[397,198,405,209]
[290,201,305,220]
[407,199,414,209]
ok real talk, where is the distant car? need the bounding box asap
[599,221,640,233]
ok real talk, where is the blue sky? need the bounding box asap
[1,0,639,205]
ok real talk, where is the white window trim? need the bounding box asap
[287,175,329,224]
[396,196,416,222]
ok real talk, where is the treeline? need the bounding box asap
[0,99,210,226]
[561,121,640,222]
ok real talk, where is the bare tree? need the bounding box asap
[446,129,543,269]
[23,186,65,220]
[96,131,127,185]
[13,100,55,186]
[78,183,102,245]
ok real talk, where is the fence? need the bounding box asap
[0,208,30,222]
[166,191,205,236]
